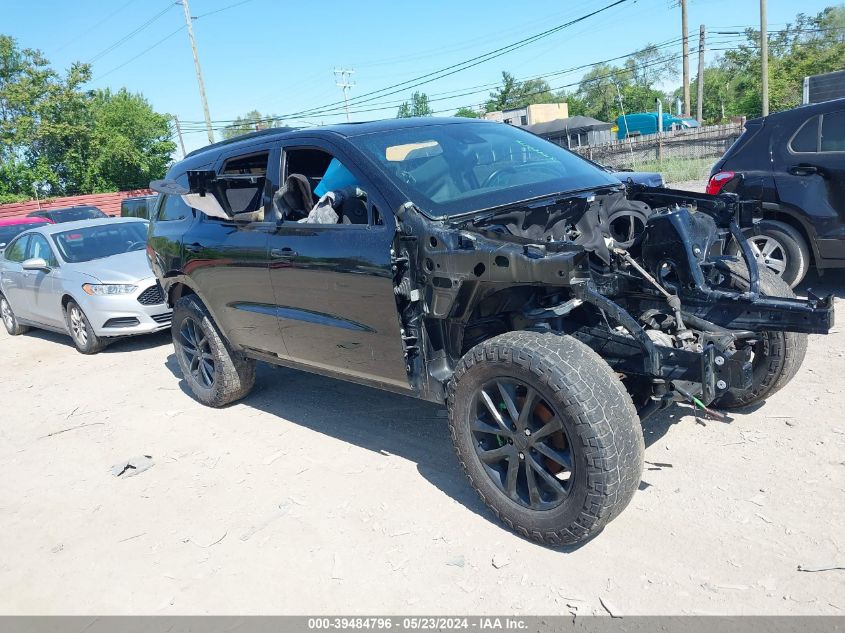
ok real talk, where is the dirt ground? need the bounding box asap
[0,269,843,616]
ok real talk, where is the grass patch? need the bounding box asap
[633,157,716,184]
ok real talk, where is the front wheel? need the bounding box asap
[713,259,808,409]
[65,300,106,354]
[172,294,256,407]
[447,331,644,545]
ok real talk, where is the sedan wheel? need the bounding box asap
[64,300,106,354]
[1,296,28,336]
[69,306,88,346]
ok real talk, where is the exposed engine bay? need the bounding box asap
[390,184,835,414]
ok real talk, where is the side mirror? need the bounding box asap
[22,257,49,272]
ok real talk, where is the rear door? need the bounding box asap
[775,107,845,262]
[267,138,409,389]
[0,234,32,320]
[182,145,288,358]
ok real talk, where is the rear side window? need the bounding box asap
[4,235,30,262]
[157,175,191,221]
[821,110,845,152]
[790,116,820,153]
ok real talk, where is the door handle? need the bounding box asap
[271,247,298,258]
[789,164,822,177]
[185,243,203,254]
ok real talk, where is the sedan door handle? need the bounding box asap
[185,243,203,253]
[271,247,298,258]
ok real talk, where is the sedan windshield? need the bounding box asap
[53,222,148,263]
[352,121,620,218]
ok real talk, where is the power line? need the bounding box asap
[86,1,178,64]
[52,0,137,54]
[95,25,186,81]
[194,0,259,19]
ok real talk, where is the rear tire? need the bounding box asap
[727,219,810,288]
[65,300,106,354]
[1,295,29,336]
[713,259,808,409]
[172,294,256,407]
[447,331,644,545]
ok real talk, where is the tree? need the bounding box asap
[397,92,433,117]
[454,107,479,118]
[0,35,175,199]
[222,109,283,139]
[485,71,556,112]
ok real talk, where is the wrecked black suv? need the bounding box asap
[148,118,833,545]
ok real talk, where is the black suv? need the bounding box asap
[707,98,845,287]
[148,118,833,545]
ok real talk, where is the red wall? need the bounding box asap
[0,189,154,220]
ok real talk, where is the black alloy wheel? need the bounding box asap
[178,316,216,388]
[472,378,574,511]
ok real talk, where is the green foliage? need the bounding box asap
[221,110,284,139]
[484,72,557,112]
[690,5,845,122]
[454,106,479,118]
[0,34,175,199]
[397,91,433,117]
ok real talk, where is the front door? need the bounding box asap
[22,233,63,327]
[267,141,409,389]
[0,234,32,320]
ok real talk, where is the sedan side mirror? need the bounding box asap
[22,257,50,272]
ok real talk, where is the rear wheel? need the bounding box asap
[1,295,29,336]
[172,294,256,407]
[448,331,644,545]
[713,259,808,409]
[727,220,810,288]
[65,300,106,354]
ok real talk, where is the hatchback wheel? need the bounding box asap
[728,220,810,288]
[172,294,256,407]
[65,300,106,354]
[1,295,29,336]
[448,331,644,545]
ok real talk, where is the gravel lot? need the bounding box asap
[0,271,843,616]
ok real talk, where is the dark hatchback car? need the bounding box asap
[148,118,832,545]
[27,205,108,224]
[707,98,845,287]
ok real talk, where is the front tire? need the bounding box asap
[172,294,256,407]
[65,300,106,354]
[1,295,29,336]
[713,259,808,409]
[447,331,644,545]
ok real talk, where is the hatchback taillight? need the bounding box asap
[706,171,736,195]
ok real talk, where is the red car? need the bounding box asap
[0,217,53,250]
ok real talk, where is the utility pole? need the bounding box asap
[681,0,690,117]
[334,68,355,123]
[181,0,214,144]
[696,25,706,123]
[173,115,187,159]
[760,0,769,116]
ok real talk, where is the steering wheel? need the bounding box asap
[126,241,146,252]
[481,162,561,188]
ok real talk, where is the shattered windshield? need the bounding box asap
[352,121,620,218]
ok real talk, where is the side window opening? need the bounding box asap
[4,235,30,263]
[821,110,845,152]
[26,234,58,267]
[280,148,370,226]
[218,151,270,221]
[790,116,820,153]
[157,174,191,222]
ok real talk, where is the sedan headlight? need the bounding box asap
[82,283,137,296]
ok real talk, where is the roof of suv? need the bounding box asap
[180,116,488,168]
[748,97,845,125]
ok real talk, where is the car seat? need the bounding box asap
[272,174,313,222]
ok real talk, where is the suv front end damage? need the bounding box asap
[391,184,834,414]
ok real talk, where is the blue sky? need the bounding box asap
[4,0,835,153]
